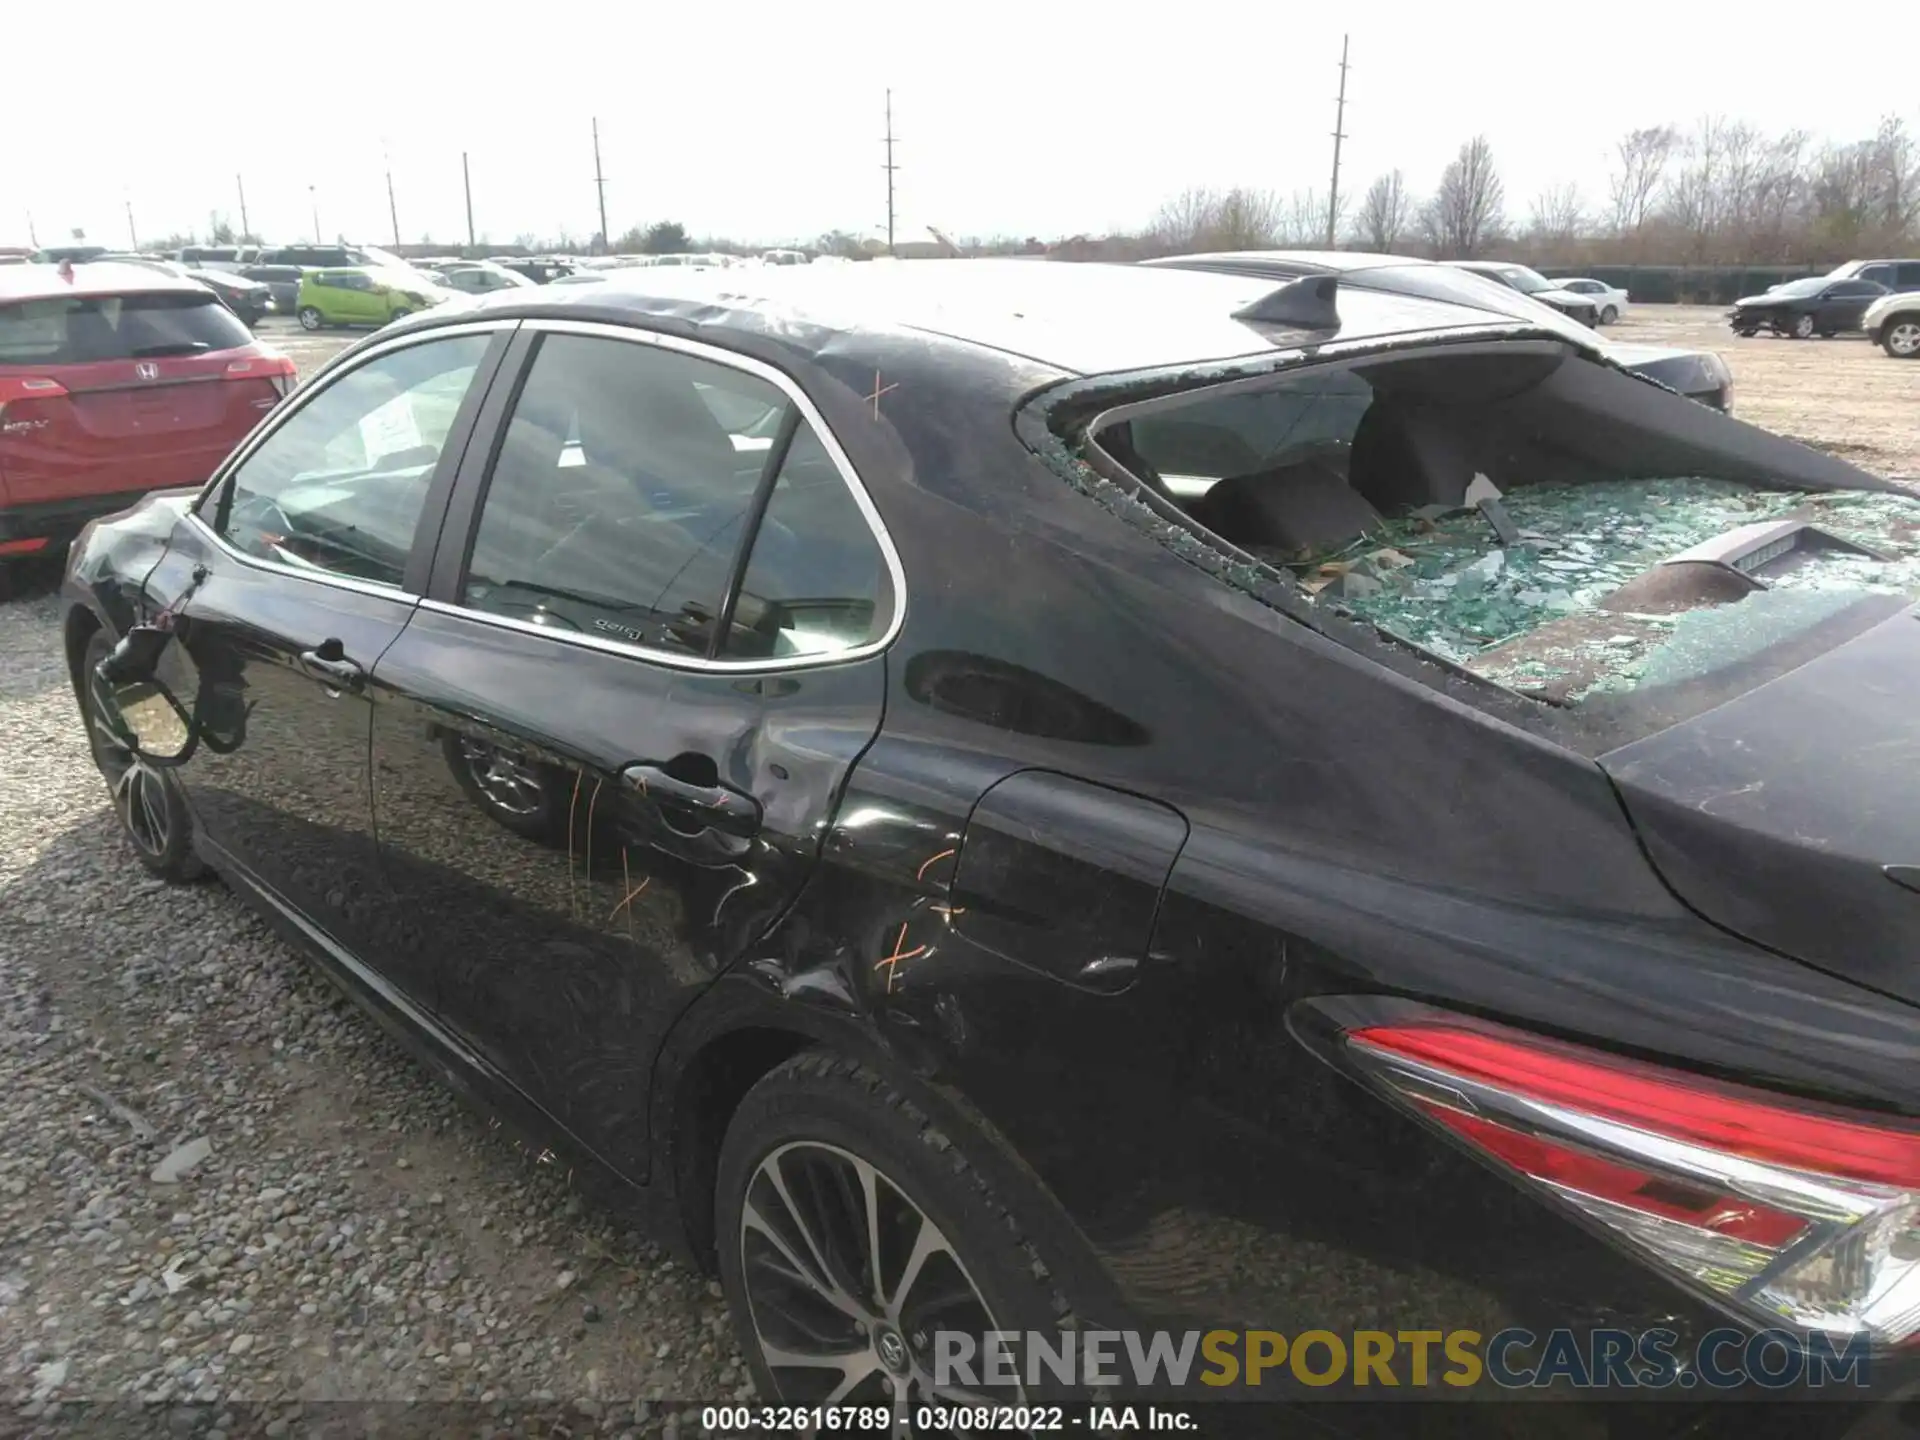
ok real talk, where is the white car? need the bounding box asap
[1552,277,1630,324]
[1862,289,1920,359]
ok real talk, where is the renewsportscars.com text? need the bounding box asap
[934,1327,1872,1391]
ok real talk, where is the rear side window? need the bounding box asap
[0,292,251,365]
[461,333,889,662]
[1896,264,1920,289]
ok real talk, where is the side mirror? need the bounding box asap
[91,626,193,764]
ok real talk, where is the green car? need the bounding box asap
[294,268,447,330]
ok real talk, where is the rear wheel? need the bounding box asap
[81,630,202,883]
[297,306,324,331]
[717,1051,1074,1418]
[1792,313,1816,339]
[1600,305,1619,324]
[1882,320,1920,358]
[388,307,411,324]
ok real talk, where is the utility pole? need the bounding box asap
[384,144,401,248]
[1325,34,1350,248]
[309,185,321,243]
[882,89,898,256]
[592,118,609,254]
[25,210,38,248]
[236,174,251,240]
[125,197,138,250]
[463,152,476,251]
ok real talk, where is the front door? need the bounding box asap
[368,325,896,1175]
[143,326,505,976]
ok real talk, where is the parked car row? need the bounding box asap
[1725,258,1920,357]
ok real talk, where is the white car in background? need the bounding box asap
[1552,277,1630,324]
[1862,288,1920,358]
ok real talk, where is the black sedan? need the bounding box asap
[1729,276,1889,338]
[63,262,1920,1431]
[1148,250,1736,409]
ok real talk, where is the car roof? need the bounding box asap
[1142,249,1435,276]
[440,258,1513,375]
[0,261,217,303]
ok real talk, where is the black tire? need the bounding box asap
[297,306,324,331]
[81,630,204,883]
[716,1050,1076,1410]
[1600,305,1619,325]
[1792,313,1816,339]
[388,307,411,324]
[1883,318,1920,359]
[1735,326,1758,338]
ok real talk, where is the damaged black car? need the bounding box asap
[61,261,1920,1434]
[1728,275,1889,338]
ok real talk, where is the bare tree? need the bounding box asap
[1607,124,1676,236]
[1146,187,1282,254]
[1276,188,1337,246]
[1867,115,1920,241]
[1420,136,1506,258]
[1351,171,1411,252]
[1662,117,1733,260]
[1526,183,1584,248]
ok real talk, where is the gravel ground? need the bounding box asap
[0,326,746,1436]
[1,307,1914,1436]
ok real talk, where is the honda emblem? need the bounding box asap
[135,361,159,380]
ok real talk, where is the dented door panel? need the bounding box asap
[366,604,884,1179]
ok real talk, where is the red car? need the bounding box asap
[0,262,295,569]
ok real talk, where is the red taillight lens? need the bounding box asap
[1354,1024,1920,1190]
[224,354,297,397]
[1346,1016,1920,1343]
[0,375,70,410]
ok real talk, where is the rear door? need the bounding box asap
[1826,280,1882,328]
[141,322,511,990]
[366,322,897,1175]
[0,290,282,511]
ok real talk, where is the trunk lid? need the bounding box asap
[1601,605,1920,1005]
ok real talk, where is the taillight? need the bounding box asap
[0,375,69,412]
[1345,1016,1920,1344]
[225,355,298,397]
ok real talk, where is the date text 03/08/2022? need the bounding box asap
[699,1406,1196,1432]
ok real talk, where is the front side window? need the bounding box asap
[210,334,490,588]
[461,333,890,662]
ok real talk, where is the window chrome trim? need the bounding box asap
[419,316,907,676]
[182,510,419,603]
[185,319,518,597]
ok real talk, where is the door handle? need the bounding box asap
[621,763,761,837]
[297,642,365,692]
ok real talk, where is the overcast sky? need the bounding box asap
[10,2,1919,252]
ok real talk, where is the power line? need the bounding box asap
[882,90,899,256]
[1325,34,1351,248]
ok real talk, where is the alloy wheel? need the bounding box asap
[1793,313,1816,339]
[457,739,545,816]
[737,1140,1019,1426]
[89,689,169,857]
[1889,321,1920,357]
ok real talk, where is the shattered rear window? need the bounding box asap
[1307,479,1920,703]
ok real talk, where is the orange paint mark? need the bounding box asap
[609,873,652,921]
[873,920,927,995]
[916,847,957,882]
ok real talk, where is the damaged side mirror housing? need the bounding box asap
[91,626,193,764]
